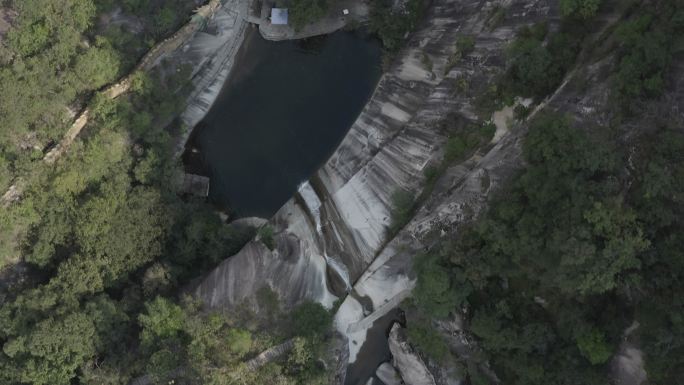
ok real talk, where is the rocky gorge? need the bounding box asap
[0,0,680,382]
[145,0,680,383]
[183,0,557,383]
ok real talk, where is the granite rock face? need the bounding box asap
[388,324,435,385]
[168,0,250,154]
[194,198,337,310]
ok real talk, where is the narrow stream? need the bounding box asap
[183,28,382,217]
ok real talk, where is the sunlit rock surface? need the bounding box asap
[169,0,250,153]
[194,198,337,310]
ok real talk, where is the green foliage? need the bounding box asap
[138,297,186,350]
[153,5,177,35]
[575,328,613,365]
[443,119,496,163]
[3,312,96,385]
[410,113,666,384]
[559,0,601,19]
[291,301,332,340]
[407,322,451,362]
[504,22,584,99]
[423,165,439,184]
[445,136,468,161]
[612,4,684,109]
[73,43,121,91]
[0,0,98,159]
[0,3,261,382]
[289,0,328,31]
[0,0,196,191]
[0,59,258,384]
[389,189,415,234]
[413,254,464,318]
[467,115,646,296]
[144,301,332,384]
[410,106,684,383]
[485,6,506,30]
[146,349,179,383]
[369,0,425,53]
[507,37,555,96]
[629,127,684,384]
[258,225,276,250]
[0,155,13,190]
[456,35,476,55]
[226,329,252,356]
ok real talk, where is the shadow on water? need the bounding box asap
[183,27,382,218]
[345,308,406,385]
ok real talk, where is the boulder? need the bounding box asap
[376,361,404,385]
[388,324,435,385]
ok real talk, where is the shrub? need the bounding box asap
[291,301,332,339]
[445,136,468,161]
[560,0,601,19]
[456,35,475,55]
[408,323,450,362]
[258,225,275,250]
[138,297,186,350]
[226,328,252,356]
[369,0,425,53]
[289,0,328,31]
[612,7,684,109]
[389,189,415,234]
[412,254,465,318]
[576,328,613,365]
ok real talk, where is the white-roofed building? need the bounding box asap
[270,8,288,25]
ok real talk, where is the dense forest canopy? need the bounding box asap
[0,0,336,383]
[408,1,684,384]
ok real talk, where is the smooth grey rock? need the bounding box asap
[171,0,250,154]
[610,343,647,385]
[376,362,405,385]
[388,324,435,385]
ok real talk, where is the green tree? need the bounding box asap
[73,43,121,90]
[559,0,601,19]
[369,0,425,53]
[389,189,415,234]
[3,312,96,385]
[407,323,450,362]
[413,254,465,318]
[289,0,328,31]
[576,328,613,365]
[226,329,252,356]
[291,302,332,340]
[139,297,186,350]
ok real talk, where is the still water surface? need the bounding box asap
[184,28,382,217]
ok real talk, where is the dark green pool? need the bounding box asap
[184,28,382,217]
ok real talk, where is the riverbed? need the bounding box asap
[183,28,382,218]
